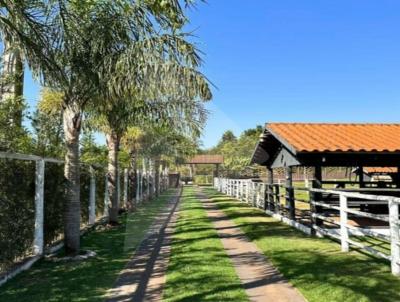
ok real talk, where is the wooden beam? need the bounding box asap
[358,166,365,188]
[311,166,323,235]
[265,167,273,211]
[285,166,295,220]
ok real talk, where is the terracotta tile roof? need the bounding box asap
[267,123,400,153]
[364,167,398,174]
[186,155,224,164]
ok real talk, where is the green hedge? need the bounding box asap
[0,159,36,272]
[0,159,107,274]
[193,175,213,185]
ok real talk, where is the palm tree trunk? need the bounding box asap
[63,104,82,255]
[1,39,24,126]
[106,132,120,224]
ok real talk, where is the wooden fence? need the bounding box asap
[214,177,400,276]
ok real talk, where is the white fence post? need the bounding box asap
[33,159,45,255]
[104,174,109,217]
[89,166,96,225]
[123,168,128,208]
[136,169,140,204]
[117,169,121,206]
[246,180,250,203]
[340,194,349,252]
[389,200,400,275]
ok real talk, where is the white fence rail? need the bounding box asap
[214,177,400,276]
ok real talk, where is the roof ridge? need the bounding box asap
[266,122,400,126]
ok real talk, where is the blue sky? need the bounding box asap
[24,1,400,148]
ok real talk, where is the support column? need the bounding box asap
[274,184,280,215]
[265,167,274,211]
[358,166,364,188]
[396,167,400,188]
[285,166,295,220]
[33,159,45,255]
[311,166,322,235]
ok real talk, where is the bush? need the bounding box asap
[0,159,35,272]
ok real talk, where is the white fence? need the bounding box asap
[214,177,400,276]
[0,152,169,285]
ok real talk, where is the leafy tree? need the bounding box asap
[30,88,64,157]
[217,130,237,147]
[206,126,263,177]
[0,0,209,254]
[0,95,30,152]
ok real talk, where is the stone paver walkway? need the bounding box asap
[105,188,181,302]
[197,188,306,302]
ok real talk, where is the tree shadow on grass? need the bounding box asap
[163,188,248,302]
[0,193,174,302]
[202,187,400,302]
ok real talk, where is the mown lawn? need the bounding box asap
[163,186,248,302]
[0,190,175,302]
[202,187,400,302]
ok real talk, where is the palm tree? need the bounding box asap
[0,0,207,254]
[0,37,24,126]
[88,91,210,224]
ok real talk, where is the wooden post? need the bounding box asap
[395,167,400,188]
[274,184,280,215]
[311,166,322,235]
[265,167,274,211]
[215,164,220,178]
[339,194,349,252]
[389,200,400,275]
[33,159,45,255]
[285,166,295,220]
[123,168,128,208]
[89,166,96,225]
[358,166,364,188]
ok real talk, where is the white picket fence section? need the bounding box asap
[214,177,400,276]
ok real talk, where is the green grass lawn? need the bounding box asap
[163,186,249,302]
[202,187,400,302]
[0,190,176,302]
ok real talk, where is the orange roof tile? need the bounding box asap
[186,155,224,164]
[364,167,398,174]
[267,123,400,153]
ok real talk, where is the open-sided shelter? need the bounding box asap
[251,123,400,223]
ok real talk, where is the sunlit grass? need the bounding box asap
[163,186,248,302]
[0,190,175,302]
[202,187,400,302]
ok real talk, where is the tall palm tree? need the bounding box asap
[0,0,206,254]
[0,37,24,125]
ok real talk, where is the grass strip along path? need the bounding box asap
[202,187,400,302]
[0,190,177,302]
[163,186,249,302]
